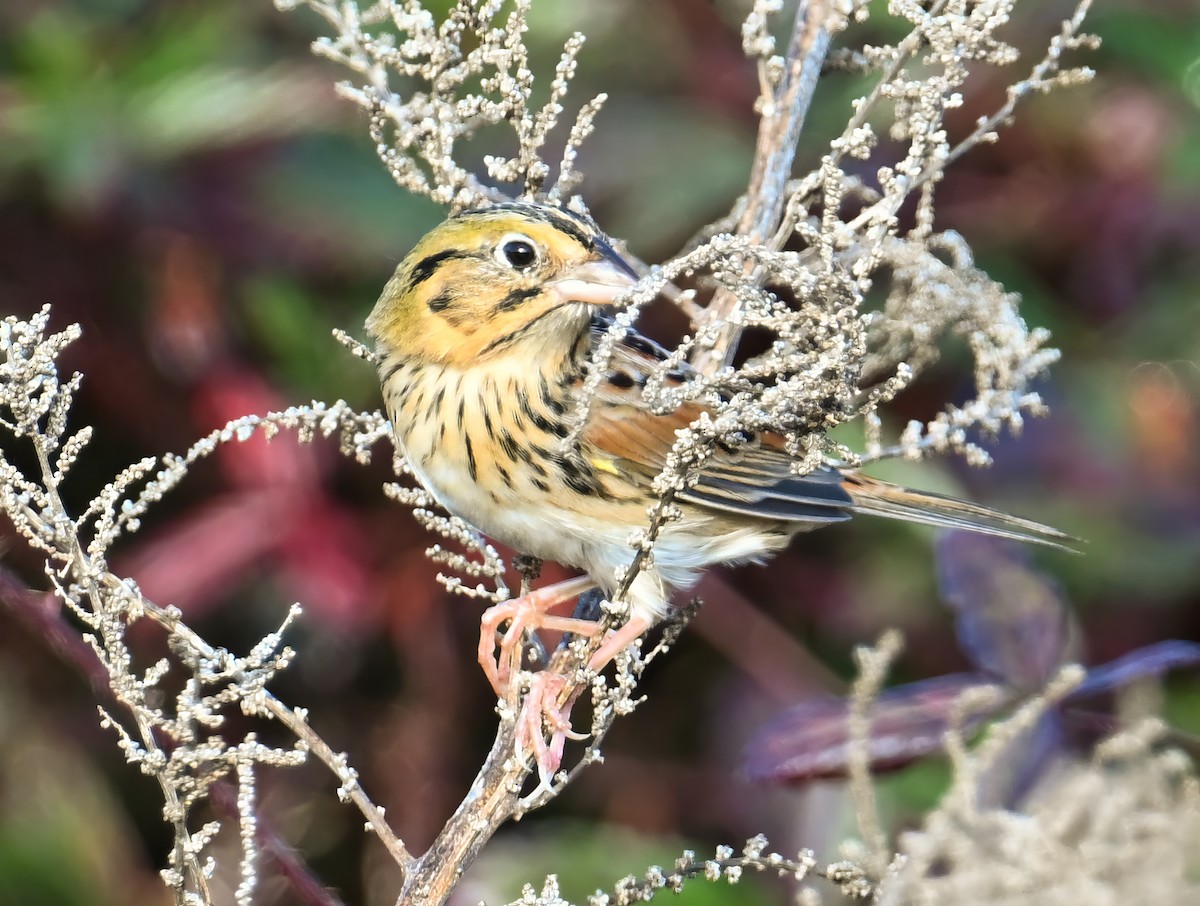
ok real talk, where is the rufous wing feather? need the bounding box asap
[582,316,1071,545]
[581,359,854,524]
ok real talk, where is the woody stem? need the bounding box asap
[691,0,835,374]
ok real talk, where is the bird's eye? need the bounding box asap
[496,234,539,270]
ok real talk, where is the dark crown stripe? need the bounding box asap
[536,209,597,251]
[459,202,600,251]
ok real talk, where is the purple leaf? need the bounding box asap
[1069,640,1200,699]
[975,712,1067,809]
[936,532,1068,689]
[742,674,1006,784]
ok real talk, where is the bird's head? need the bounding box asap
[366,202,638,366]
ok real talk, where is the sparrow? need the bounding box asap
[366,201,1067,778]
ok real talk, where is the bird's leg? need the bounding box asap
[584,572,662,674]
[517,670,590,796]
[478,575,599,697]
[481,583,656,794]
[586,612,653,674]
[479,575,600,791]
[558,587,607,649]
[519,611,656,793]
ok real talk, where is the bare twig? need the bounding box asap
[397,719,528,904]
[692,0,834,373]
[0,565,347,905]
[209,783,348,906]
[0,307,416,899]
[104,545,416,880]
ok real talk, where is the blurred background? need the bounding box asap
[0,0,1198,903]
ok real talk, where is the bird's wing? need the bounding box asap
[579,318,1072,547]
[580,320,852,524]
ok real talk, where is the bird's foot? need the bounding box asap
[515,670,589,795]
[478,575,598,696]
[515,612,658,795]
[479,583,655,795]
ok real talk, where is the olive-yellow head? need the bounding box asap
[366,202,637,366]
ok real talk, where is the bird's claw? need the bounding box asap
[478,576,601,697]
[475,577,604,795]
[515,670,588,796]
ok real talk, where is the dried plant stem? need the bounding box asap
[209,783,347,906]
[131,580,417,875]
[847,632,903,875]
[395,627,616,904]
[838,0,1096,241]
[395,594,698,904]
[693,0,833,373]
[0,566,343,906]
[252,670,417,874]
[14,454,416,880]
[96,567,418,878]
[398,721,527,905]
[25,441,212,902]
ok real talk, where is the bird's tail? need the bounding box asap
[841,472,1074,549]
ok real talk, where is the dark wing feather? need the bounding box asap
[581,318,851,525]
[680,449,852,523]
[581,318,1072,547]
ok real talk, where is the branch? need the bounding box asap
[836,0,1098,241]
[393,602,697,904]
[0,318,416,894]
[209,782,347,906]
[692,0,834,373]
[0,565,355,905]
[396,719,527,905]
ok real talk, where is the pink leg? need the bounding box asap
[520,611,655,790]
[478,575,598,697]
[481,584,655,792]
[517,671,590,795]
[587,612,653,673]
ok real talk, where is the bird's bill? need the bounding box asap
[546,256,638,307]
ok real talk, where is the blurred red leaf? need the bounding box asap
[194,368,323,489]
[117,362,378,627]
[117,490,293,614]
